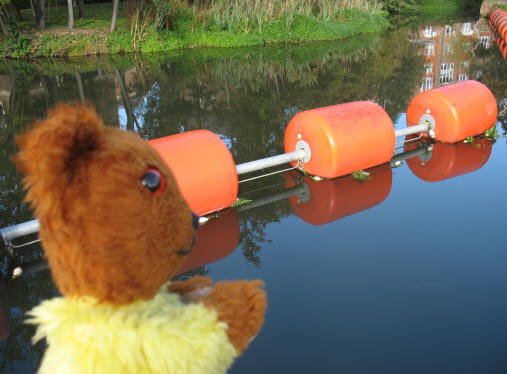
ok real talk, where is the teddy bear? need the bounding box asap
[14,103,267,374]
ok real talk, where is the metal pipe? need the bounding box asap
[13,259,49,279]
[390,145,433,166]
[1,134,433,241]
[236,184,307,212]
[1,219,40,243]
[394,123,430,138]
[236,150,306,176]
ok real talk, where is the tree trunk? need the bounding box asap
[74,73,85,104]
[39,0,46,28]
[5,4,24,21]
[0,11,8,36]
[110,0,119,33]
[28,0,36,21]
[32,0,45,28]
[114,69,140,132]
[78,0,84,18]
[67,0,74,30]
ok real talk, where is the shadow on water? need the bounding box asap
[0,17,505,373]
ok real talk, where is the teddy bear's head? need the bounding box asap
[15,104,198,305]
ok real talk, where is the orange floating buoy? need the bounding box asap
[405,138,493,182]
[149,130,238,216]
[495,12,507,39]
[175,210,239,275]
[285,163,392,225]
[406,81,497,143]
[284,101,395,178]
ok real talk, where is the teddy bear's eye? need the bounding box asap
[141,169,165,195]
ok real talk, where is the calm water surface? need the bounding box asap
[0,17,506,373]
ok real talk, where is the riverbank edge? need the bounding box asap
[0,10,388,59]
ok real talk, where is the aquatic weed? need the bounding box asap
[352,170,370,181]
[464,136,475,145]
[484,125,500,140]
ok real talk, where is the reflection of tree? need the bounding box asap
[172,267,209,281]
[0,268,58,374]
[114,69,140,132]
[0,34,445,369]
[470,47,507,106]
[236,176,295,266]
[469,42,507,135]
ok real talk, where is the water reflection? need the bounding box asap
[285,164,392,225]
[175,209,239,275]
[405,137,493,182]
[0,17,505,374]
[413,18,499,91]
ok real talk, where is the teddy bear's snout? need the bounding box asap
[176,212,200,257]
[191,212,199,230]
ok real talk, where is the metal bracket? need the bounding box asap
[295,140,311,163]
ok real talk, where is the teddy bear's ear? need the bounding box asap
[13,103,104,208]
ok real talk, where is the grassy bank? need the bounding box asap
[0,1,388,58]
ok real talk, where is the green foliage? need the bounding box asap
[106,31,133,54]
[0,33,31,58]
[352,170,371,181]
[1,0,388,57]
[380,0,416,13]
[464,136,475,144]
[484,125,500,140]
[203,0,381,34]
[35,33,71,57]
[18,2,128,30]
[152,0,173,19]
[231,198,253,208]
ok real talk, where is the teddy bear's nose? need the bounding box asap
[192,212,200,230]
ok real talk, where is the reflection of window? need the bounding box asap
[424,43,435,56]
[463,42,471,52]
[440,62,454,85]
[421,77,433,91]
[475,70,483,79]
[458,74,468,82]
[461,61,469,70]
[423,26,437,38]
[461,22,474,36]
[424,64,433,74]
[445,25,454,35]
[480,36,490,49]
[444,43,453,54]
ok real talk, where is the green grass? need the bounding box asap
[1,2,388,58]
[414,0,459,16]
[18,3,129,31]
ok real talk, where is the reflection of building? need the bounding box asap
[415,19,493,92]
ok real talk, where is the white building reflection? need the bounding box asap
[415,18,493,92]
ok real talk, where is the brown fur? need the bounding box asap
[203,280,267,354]
[15,104,194,305]
[167,276,213,295]
[15,103,267,353]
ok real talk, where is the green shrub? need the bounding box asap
[1,33,31,58]
[380,0,416,13]
[35,33,73,57]
[106,31,133,54]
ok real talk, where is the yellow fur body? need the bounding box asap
[26,284,238,374]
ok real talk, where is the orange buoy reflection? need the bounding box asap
[175,209,240,275]
[286,163,392,225]
[405,138,493,182]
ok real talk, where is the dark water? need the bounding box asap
[0,18,506,374]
